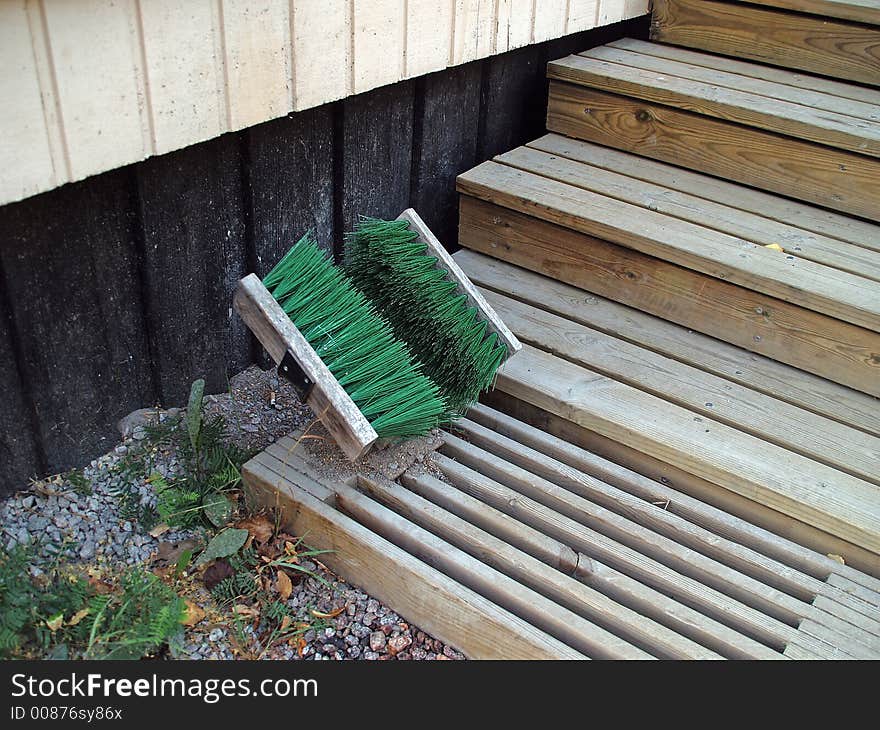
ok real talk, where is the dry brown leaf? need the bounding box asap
[87,576,114,595]
[297,636,307,657]
[148,523,170,538]
[276,570,293,601]
[280,615,292,632]
[827,553,846,565]
[232,604,260,619]
[154,539,198,568]
[67,608,90,627]
[181,600,206,627]
[235,515,274,544]
[310,606,345,619]
[45,614,64,632]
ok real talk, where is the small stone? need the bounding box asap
[79,541,96,560]
[323,627,335,639]
[412,648,427,660]
[387,634,412,655]
[369,631,386,652]
[366,598,379,614]
[131,426,147,441]
[241,424,259,433]
[363,651,379,661]
[21,495,36,509]
[208,628,225,642]
[121,521,133,532]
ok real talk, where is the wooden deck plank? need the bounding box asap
[430,451,832,655]
[810,595,880,638]
[827,572,880,607]
[610,38,880,106]
[242,459,584,659]
[548,52,880,156]
[602,40,880,121]
[528,134,880,257]
[457,197,880,397]
[363,473,715,659]
[728,0,880,26]
[651,0,880,86]
[546,82,880,222]
[401,468,779,659]
[493,344,880,556]
[456,250,880,437]
[497,145,880,281]
[458,160,880,331]
[476,288,880,485]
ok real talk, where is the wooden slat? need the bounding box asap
[232,274,378,460]
[594,41,879,123]
[609,38,880,106]
[364,473,702,658]
[410,461,779,658]
[493,344,880,556]
[810,596,880,638]
[396,208,521,357]
[476,288,880,485]
[457,250,880,437]
[651,0,880,86]
[797,618,876,658]
[458,160,880,332]
[529,133,880,257]
[242,458,583,659]
[730,0,880,26]
[546,82,880,222]
[497,145,880,281]
[827,573,880,606]
[429,452,831,654]
[548,52,880,157]
[352,0,405,93]
[292,0,350,109]
[482,391,880,579]
[457,197,880,397]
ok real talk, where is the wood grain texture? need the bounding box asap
[457,249,880,436]
[292,0,351,109]
[456,197,880,397]
[730,0,880,26]
[243,459,584,659]
[550,48,880,156]
[407,0,455,76]
[499,145,880,280]
[352,0,405,93]
[546,82,880,222]
[233,274,377,460]
[495,344,880,557]
[135,135,249,406]
[651,0,880,86]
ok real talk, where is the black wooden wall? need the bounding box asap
[0,18,647,495]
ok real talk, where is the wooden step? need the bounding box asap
[650,0,880,86]
[546,41,880,220]
[456,144,880,396]
[243,404,880,659]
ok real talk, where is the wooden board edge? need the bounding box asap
[397,207,522,358]
[233,274,378,461]
[242,459,583,659]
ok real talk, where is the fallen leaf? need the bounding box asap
[297,636,307,657]
[67,608,90,627]
[154,539,199,568]
[232,604,260,619]
[202,559,235,590]
[280,615,292,632]
[276,570,293,601]
[236,515,274,544]
[763,243,784,252]
[310,606,345,619]
[148,523,170,538]
[827,553,846,565]
[87,576,114,595]
[181,600,206,627]
[45,614,64,632]
[194,528,249,567]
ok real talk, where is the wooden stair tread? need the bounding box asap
[726,0,880,27]
[549,48,880,157]
[651,0,880,86]
[455,248,880,437]
[456,159,880,333]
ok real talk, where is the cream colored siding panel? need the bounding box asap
[1,1,56,203]
[139,0,226,156]
[452,0,497,65]
[221,0,292,131]
[599,0,650,24]
[406,0,455,77]
[533,0,569,42]
[496,0,535,52]
[43,0,150,181]
[352,0,405,94]
[568,1,601,33]
[292,0,351,109]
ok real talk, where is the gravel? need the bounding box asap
[1,365,464,662]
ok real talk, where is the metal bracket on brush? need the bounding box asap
[278,350,314,400]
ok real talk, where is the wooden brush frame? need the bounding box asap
[233,208,521,461]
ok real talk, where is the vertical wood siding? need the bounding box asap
[0,0,648,206]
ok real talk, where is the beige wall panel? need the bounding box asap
[352,0,405,93]
[221,0,292,131]
[407,0,455,76]
[568,0,601,32]
[139,0,226,155]
[452,0,497,64]
[533,0,569,42]
[496,0,535,52]
[599,0,649,24]
[42,0,149,181]
[292,0,351,110]
[0,1,57,203]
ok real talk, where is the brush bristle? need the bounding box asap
[263,234,446,439]
[345,217,507,419]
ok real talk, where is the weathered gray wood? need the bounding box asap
[827,573,880,607]
[403,466,781,659]
[366,474,692,658]
[233,273,377,460]
[397,208,520,357]
[242,459,582,659]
